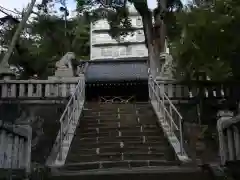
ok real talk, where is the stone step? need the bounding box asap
[79,125,160,132]
[85,102,151,107]
[70,146,168,155]
[79,130,162,138]
[67,152,166,162]
[83,106,153,112]
[81,113,156,121]
[61,160,180,171]
[83,107,154,112]
[65,101,177,169]
[79,121,159,129]
[77,135,164,144]
[70,141,166,149]
[80,119,157,125]
[82,112,155,119]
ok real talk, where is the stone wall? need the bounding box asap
[0,103,65,164]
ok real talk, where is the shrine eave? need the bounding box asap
[80,56,148,63]
[92,27,143,33]
[92,41,145,47]
[81,58,148,83]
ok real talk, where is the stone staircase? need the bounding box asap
[65,102,178,169]
[49,102,213,180]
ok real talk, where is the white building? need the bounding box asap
[90,4,148,60]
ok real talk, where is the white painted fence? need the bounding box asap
[0,79,79,99]
[0,120,31,172]
[217,111,240,165]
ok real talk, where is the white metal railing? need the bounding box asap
[148,77,184,155]
[56,78,85,160]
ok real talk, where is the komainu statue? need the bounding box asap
[54,52,76,77]
[159,52,174,79]
[55,52,75,69]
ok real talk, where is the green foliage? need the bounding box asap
[0,6,90,79]
[75,0,183,46]
[172,0,240,81]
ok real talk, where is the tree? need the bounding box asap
[0,2,90,79]
[75,0,183,77]
[172,0,240,81]
[0,0,37,75]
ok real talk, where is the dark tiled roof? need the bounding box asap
[84,59,148,82]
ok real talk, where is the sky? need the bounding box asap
[0,0,189,18]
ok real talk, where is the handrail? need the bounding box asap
[148,77,184,155]
[154,79,183,119]
[56,77,85,161]
[150,86,179,130]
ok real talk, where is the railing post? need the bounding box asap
[162,95,165,122]
[59,123,63,161]
[179,117,184,155]
[170,106,173,133]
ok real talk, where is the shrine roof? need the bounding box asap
[82,58,148,83]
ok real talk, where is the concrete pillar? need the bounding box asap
[19,84,25,97]
[36,84,42,97]
[61,83,67,97]
[18,138,24,168]
[6,134,13,168]
[23,125,32,173]
[45,84,50,97]
[10,84,16,97]
[27,84,33,97]
[227,128,235,160]
[217,110,234,165]
[12,136,19,168]
[0,130,7,168]
[233,126,240,160]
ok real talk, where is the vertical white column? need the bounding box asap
[36,84,42,97]
[18,138,24,168]
[5,134,13,168]
[227,128,234,161]
[70,84,76,96]
[0,130,7,168]
[1,84,8,97]
[61,83,67,97]
[159,83,164,95]
[26,130,32,173]
[10,84,16,97]
[19,84,25,97]
[27,84,33,97]
[12,136,19,168]
[167,83,173,98]
[233,126,240,160]
[217,110,234,165]
[45,84,50,97]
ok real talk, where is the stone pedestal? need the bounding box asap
[54,68,74,77]
[184,122,201,164]
[0,66,16,80]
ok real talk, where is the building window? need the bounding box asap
[126,47,132,56]
[136,31,144,41]
[101,48,112,57]
[136,17,142,27]
[119,48,126,56]
[92,35,96,44]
